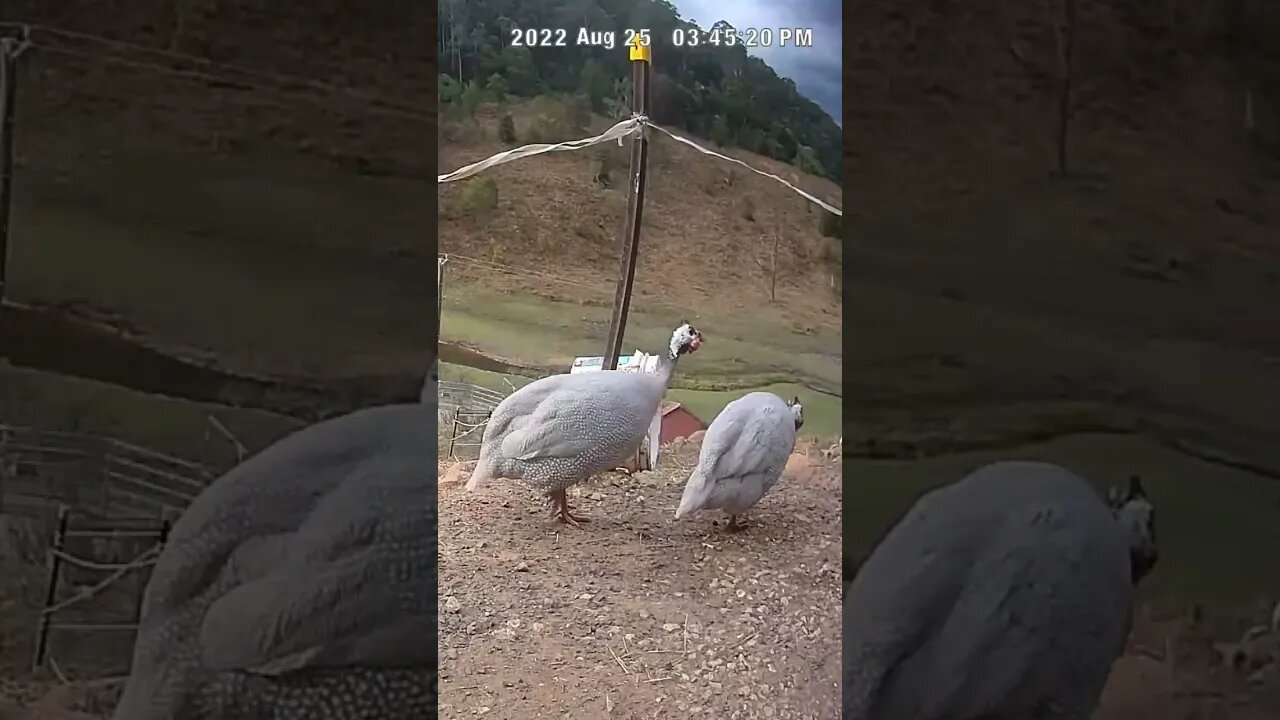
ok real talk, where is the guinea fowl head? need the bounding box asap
[1107,474,1158,585]
[786,396,804,430]
[668,321,704,360]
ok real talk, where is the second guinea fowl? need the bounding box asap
[466,322,704,525]
[675,393,803,531]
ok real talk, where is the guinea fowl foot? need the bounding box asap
[547,489,591,526]
[725,514,749,532]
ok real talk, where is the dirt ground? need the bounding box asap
[437,439,844,720]
[1094,608,1280,720]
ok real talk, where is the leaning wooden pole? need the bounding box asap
[602,34,652,370]
[0,36,20,304]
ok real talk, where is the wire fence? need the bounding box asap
[1,23,432,382]
[31,504,171,677]
[0,424,212,525]
[437,380,506,462]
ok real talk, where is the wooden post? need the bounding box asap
[0,36,19,303]
[437,254,448,331]
[0,426,9,514]
[33,504,70,671]
[602,34,652,370]
[446,413,461,459]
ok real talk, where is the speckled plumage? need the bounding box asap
[113,396,437,720]
[469,369,669,493]
[674,392,798,521]
[466,324,702,520]
[843,461,1148,720]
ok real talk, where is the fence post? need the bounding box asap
[32,504,70,671]
[437,254,448,332]
[602,34,652,370]
[0,31,25,304]
[446,413,460,459]
[0,425,9,513]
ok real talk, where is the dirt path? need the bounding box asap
[437,443,843,720]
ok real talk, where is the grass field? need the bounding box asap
[438,277,844,437]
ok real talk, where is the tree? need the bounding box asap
[755,225,788,303]
[485,73,509,103]
[1006,0,1083,175]
[439,74,462,105]
[709,115,731,146]
[578,59,609,113]
[793,144,825,176]
[498,112,517,144]
[460,80,485,117]
[499,46,537,95]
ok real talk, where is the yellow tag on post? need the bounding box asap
[628,32,651,63]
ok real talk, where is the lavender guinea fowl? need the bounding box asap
[675,393,803,531]
[466,322,704,525]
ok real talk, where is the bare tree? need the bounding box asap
[1007,0,1084,175]
[755,225,786,303]
[1052,0,1080,175]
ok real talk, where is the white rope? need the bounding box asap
[436,114,843,217]
[437,117,643,184]
[645,122,842,216]
[42,544,161,616]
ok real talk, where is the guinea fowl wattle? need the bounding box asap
[465,322,704,525]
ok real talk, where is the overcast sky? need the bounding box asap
[669,0,842,125]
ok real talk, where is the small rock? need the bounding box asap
[663,623,680,632]
[444,596,463,613]
[515,561,530,572]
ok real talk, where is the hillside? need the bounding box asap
[438,100,843,323]
[848,0,1280,288]
[3,0,433,179]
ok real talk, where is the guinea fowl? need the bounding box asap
[674,393,803,531]
[112,364,439,720]
[843,464,1158,720]
[466,322,704,525]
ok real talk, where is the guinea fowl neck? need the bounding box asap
[654,351,679,386]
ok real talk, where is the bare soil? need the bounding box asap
[1094,608,1280,720]
[437,440,843,719]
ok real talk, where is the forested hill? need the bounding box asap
[437,0,843,181]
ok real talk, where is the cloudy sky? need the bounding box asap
[669,0,842,125]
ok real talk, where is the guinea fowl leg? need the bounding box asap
[547,488,590,526]
[726,514,749,532]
